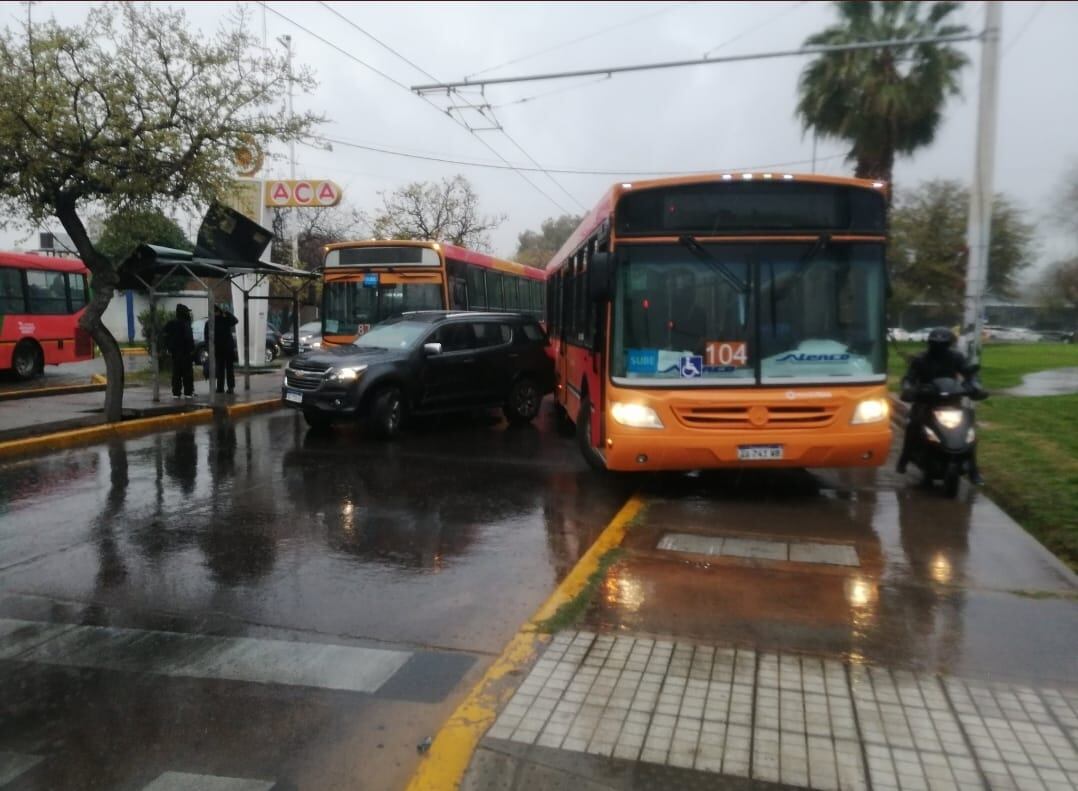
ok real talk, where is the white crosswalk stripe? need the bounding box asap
[0,617,410,694]
[140,771,274,791]
[0,751,44,786]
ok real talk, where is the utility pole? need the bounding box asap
[961,1,1002,363]
[279,33,298,267]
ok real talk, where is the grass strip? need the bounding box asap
[534,548,626,633]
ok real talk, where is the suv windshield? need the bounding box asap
[611,242,885,385]
[324,281,444,335]
[353,320,431,350]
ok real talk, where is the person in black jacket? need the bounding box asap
[163,304,195,398]
[896,327,983,484]
[206,304,239,394]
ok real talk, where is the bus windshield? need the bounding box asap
[323,281,444,335]
[611,242,885,385]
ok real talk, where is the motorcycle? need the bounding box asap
[901,372,988,498]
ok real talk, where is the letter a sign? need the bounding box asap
[263,179,343,208]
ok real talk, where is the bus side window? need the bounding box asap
[505,277,519,311]
[0,269,26,313]
[467,265,486,309]
[66,273,88,309]
[451,278,467,310]
[488,272,504,309]
[26,270,68,314]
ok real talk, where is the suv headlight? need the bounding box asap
[610,401,664,429]
[327,365,367,382]
[851,397,890,424]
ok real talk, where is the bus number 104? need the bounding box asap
[705,341,748,367]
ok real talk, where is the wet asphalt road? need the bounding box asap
[1,402,1075,790]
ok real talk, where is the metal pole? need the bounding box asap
[207,283,216,399]
[243,287,251,392]
[284,34,299,268]
[961,1,1003,364]
[292,294,300,355]
[811,132,818,174]
[149,288,160,403]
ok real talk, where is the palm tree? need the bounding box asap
[796,1,970,186]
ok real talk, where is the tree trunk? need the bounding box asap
[55,200,126,422]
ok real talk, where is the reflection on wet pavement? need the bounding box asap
[1007,367,1078,396]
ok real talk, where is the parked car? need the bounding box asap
[888,327,911,342]
[905,328,935,342]
[1038,329,1075,343]
[193,323,279,366]
[281,321,323,354]
[983,326,1042,342]
[282,311,555,436]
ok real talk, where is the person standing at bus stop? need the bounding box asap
[163,304,195,398]
[206,303,239,394]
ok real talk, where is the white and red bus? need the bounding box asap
[0,252,93,379]
[546,173,892,473]
[320,240,544,346]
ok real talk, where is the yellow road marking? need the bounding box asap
[405,494,644,791]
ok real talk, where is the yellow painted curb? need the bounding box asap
[225,398,283,418]
[91,374,107,384]
[405,494,644,791]
[120,347,149,356]
[0,408,214,459]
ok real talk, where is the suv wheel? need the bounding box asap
[504,377,540,425]
[370,386,404,440]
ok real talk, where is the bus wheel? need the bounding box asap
[370,386,404,440]
[576,395,607,472]
[12,340,43,381]
[504,377,540,425]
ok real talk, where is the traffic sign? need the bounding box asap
[263,179,343,208]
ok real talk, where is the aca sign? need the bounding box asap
[264,179,343,208]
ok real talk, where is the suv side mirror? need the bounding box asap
[423,342,443,356]
[588,252,613,302]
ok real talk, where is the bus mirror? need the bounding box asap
[588,252,613,302]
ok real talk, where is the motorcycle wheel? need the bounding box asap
[942,462,961,498]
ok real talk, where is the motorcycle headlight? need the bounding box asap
[923,425,940,444]
[327,365,367,382]
[851,398,890,425]
[934,408,963,430]
[610,401,664,429]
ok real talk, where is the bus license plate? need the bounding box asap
[285,389,303,404]
[737,444,783,461]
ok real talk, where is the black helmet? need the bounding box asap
[927,327,956,356]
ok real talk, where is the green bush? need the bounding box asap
[138,306,172,354]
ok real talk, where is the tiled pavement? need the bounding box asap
[480,631,1078,791]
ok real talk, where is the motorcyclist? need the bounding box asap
[896,328,984,484]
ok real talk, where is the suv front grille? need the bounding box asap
[285,368,326,391]
[290,359,332,373]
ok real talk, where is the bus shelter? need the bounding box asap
[119,244,316,402]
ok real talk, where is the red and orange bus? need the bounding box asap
[546,173,892,472]
[0,252,93,379]
[320,240,544,346]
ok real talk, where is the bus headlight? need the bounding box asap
[327,365,367,382]
[610,402,664,429]
[851,398,889,424]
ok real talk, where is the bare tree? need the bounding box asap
[366,175,505,252]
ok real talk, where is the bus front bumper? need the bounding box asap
[599,425,893,472]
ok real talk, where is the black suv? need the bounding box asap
[282,311,554,436]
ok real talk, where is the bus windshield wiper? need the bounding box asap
[677,235,748,293]
[798,232,832,269]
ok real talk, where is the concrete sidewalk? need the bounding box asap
[0,370,283,443]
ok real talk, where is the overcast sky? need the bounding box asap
[3,1,1077,279]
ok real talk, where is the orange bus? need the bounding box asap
[546,173,892,472]
[0,252,93,380]
[321,240,544,346]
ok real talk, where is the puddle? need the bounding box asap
[1005,367,1078,396]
